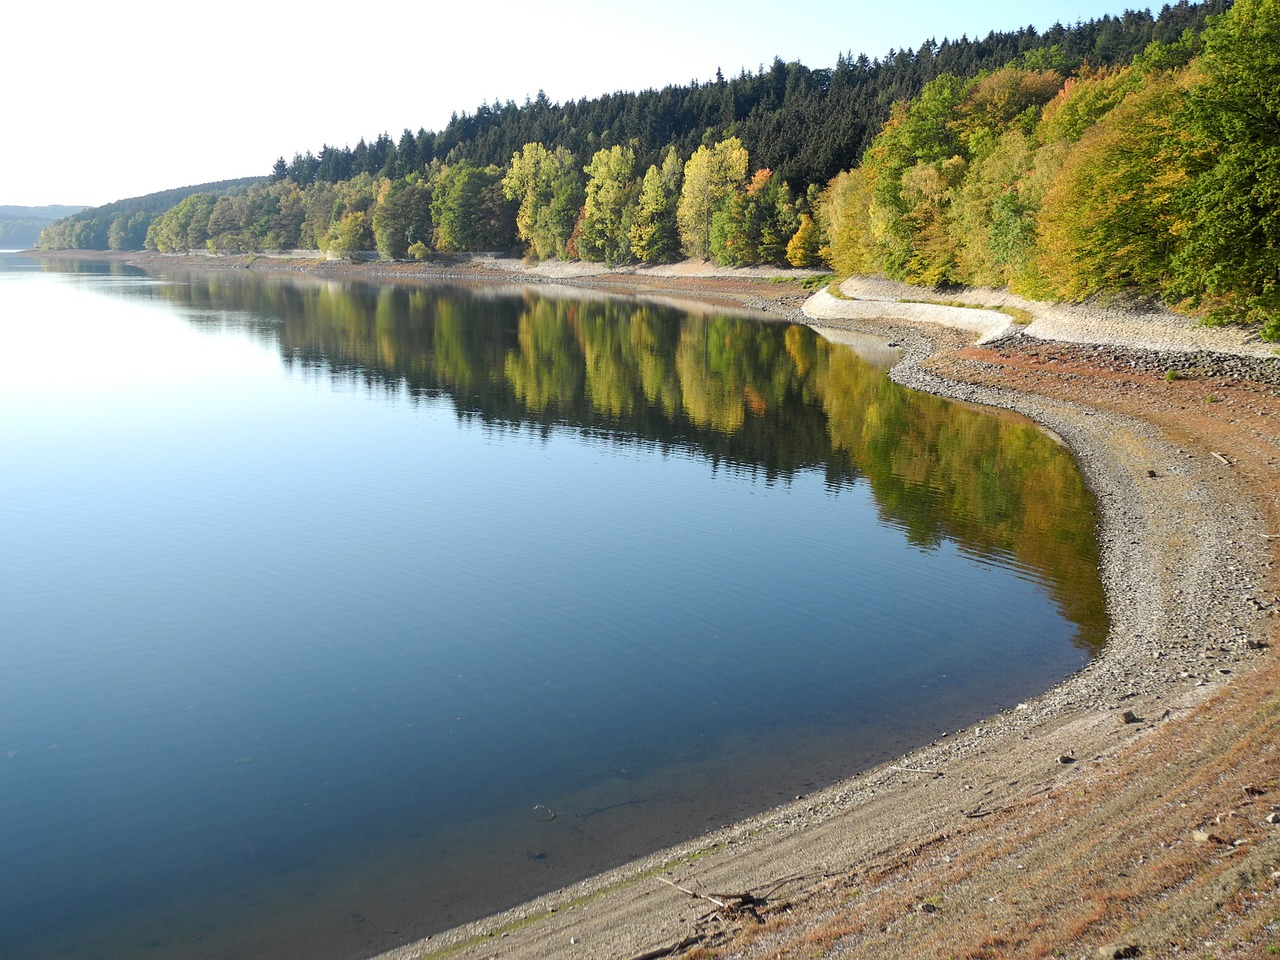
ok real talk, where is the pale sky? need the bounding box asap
[6,0,1139,209]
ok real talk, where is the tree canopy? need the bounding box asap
[40,0,1280,338]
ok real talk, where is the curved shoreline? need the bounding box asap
[370,277,1276,959]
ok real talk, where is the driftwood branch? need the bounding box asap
[626,934,703,960]
[656,876,728,909]
[1211,451,1231,466]
[644,874,810,959]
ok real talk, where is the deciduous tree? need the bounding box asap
[677,137,748,259]
[1168,0,1280,338]
[629,147,682,263]
[577,146,638,264]
[502,143,584,260]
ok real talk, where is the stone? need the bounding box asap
[1119,710,1141,724]
[1058,754,1077,764]
[1098,944,1142,959]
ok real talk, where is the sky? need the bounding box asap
[5,0,1142,209]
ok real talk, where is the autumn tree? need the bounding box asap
[502,142,584,260]
[577,145,638,264]
[1035,72,1186,300]
[786,213,821,267]
[677,137,748,260]
[817,167,876,275]
[629,147,683,263]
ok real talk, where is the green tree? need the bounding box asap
[709,168,797,266]
[372,177,432,259]
[326,210,370,260]
[269,180,305,250]
[949,129,1042,287]
[206,195,245,252]
[431,162,515,252]
[1168,0,1280,338]
[145,193,216,252]
[318,174,379,256]
[859,75,971,279]
[299,181,339,250]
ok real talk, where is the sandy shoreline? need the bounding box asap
[27,251,1280,957]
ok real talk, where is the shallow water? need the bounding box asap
[0,254,1104,959]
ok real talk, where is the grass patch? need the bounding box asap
[769,273,835,290]
[900,298,1034,324]
[800,273,836,290]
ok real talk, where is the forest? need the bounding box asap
[37,0,1280,338]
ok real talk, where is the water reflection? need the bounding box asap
[151,271,1106,650]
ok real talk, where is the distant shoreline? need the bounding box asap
[28,247,1280,358]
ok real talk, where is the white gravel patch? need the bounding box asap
[805,288,1018,344]
[811,276,1280,359]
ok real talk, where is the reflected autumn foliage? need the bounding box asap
[153,271,1106,650]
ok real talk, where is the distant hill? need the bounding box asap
[0,205,87,249]
[0,204,86,219]
[75,178,264,219]
[36,178,265,250]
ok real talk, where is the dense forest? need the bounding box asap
[38,0,1280,338]
[34,179,262,251]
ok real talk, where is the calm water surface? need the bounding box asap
[0,254,1105,959]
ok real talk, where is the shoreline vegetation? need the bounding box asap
[36,0,1280,343]
[37,249,1280,958]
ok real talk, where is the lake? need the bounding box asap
[0,254,1105,960]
